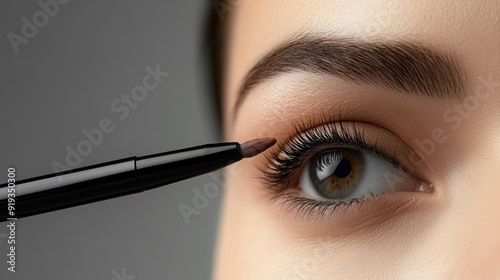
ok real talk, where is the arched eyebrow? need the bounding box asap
[234,35,466,115]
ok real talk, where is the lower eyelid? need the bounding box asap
[268,190,439,238]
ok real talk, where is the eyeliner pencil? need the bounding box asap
[0,138,276,222]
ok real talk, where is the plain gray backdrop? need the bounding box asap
[0,1,222,279]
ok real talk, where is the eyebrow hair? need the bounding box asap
[234,35,466,113]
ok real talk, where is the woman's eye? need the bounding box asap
[298,148,422,201]
[262,121,435,210]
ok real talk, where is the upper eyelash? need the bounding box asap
[260,118,405,193]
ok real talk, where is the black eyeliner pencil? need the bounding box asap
[0,138,276,222]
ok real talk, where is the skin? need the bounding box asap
[214,1,500,279]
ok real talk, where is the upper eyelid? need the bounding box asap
[271,119,397,165]
[260,119,430,191]
[261,120,372,189]
[278,117,426,168]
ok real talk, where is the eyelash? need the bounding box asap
[260,119,406,217]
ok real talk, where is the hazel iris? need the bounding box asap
[308,149,363,199]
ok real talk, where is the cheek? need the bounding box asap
[222,167,450,279]
[443,141,500,273]
[217,164,293,277]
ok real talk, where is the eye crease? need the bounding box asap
[261,118,433,217]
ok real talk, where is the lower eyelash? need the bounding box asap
[272,191,378,220]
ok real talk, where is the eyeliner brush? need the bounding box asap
[0,138,276,222]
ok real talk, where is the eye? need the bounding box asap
[262,120,434,215]
[299,148,423,201]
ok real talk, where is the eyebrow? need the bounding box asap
[234,35,466,114]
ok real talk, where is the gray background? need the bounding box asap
[0,1,223,279]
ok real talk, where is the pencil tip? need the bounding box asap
[240,138,276,158]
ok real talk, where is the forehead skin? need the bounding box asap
[216,1,500,279]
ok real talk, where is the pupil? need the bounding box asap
[333,158,351,178]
